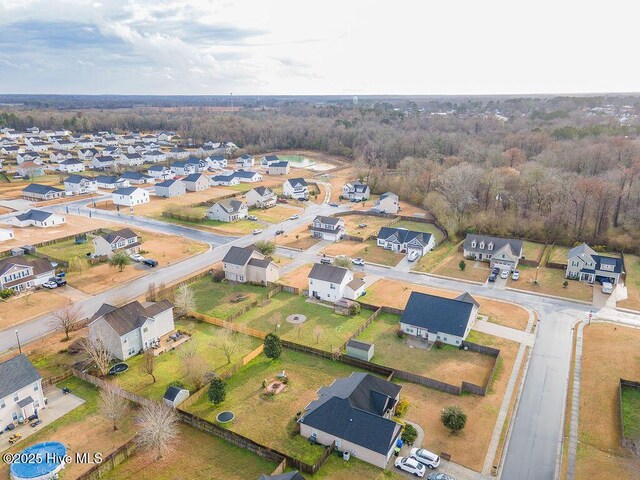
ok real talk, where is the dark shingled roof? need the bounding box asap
[156,179,181,187]
[15,209,55,222]
[233,170,260,179]
[182,173,206,183]
[248,257,272,268]
[163,385,185,402]
[313,215,340,226]
[91,300,173,336]
[347,339,373,351]
[101,228,137,244]
[113,187,140,196]
[119,171,151,180]
[0,355,41,399]
[17,396,34,407]
[22,183,64,195]
[252,186,273,197]
[377,227,432,247]
[286,177,307,187]
[222,246,255,266]
[400,291,477,337]
[65,174,94,184]
[463,234,523,257]
[308,263,350,283]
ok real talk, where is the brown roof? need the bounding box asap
[0,255,53,278]
[346,278,366,291]
[93,300,173,336]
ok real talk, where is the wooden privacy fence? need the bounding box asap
[0,228,105,258]
[619,379,640,455]
[42,370,73,388]
[76,439,137,480]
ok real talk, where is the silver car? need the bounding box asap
[410,448,441,469]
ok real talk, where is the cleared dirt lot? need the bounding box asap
[576,323,640,479]
[322,239,404,266]
[342,214,394,238]
[280,226,321,250]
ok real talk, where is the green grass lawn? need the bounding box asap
[38,237,96,263]
[112,319,262,399]
[306,454,402,479]
[548,245,570,264]
[192,277,274,319]
[621,386,640,440]
[392,220,446,244]
[355,313,495,386]
[185,349,373,464]
[233,292,372,352]
[522,241,546,262]
[618,254,640,310]
[413,239,459,272]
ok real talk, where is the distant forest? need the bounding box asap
[2,94,640,251]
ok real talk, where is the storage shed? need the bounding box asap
[346,339,374,362]
[163,386,190,408]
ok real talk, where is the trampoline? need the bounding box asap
[216,411,235,424]
[108,363,129,375]
[10,442,67,480]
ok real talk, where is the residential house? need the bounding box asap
[210,174,240,186]
[371,192,399,214]
[0,145,21,155]
[168,147,189,160]
[93,228,141,258]
[49,150,75,163]
[163,386,190,408]
[565,243,624,285]
[170,161,196,176]
[185,156,206,172]
[64,175,98,195]
[118,135,137,145]
[147,165,172,180]
[376,227,435,257]
[24,140,48,153]
[0,355,47,430]
[310,216,345,242]
[118,153,144,167]
[76,137,95,149]
[206,199,248,222]
[58,158,85,173]
[16,152,41,165]
[283,178,309,200]
[298,372,401,468]
[5,209,66,228]
[91,155,116,170]
[233,170,263,183]
[205,155,227,170]
[119,171,154,185]
[182,173,209,192]
[21,184,65,202]
[88,300,175,360]
[155,179,186,198]
[78,148,100,160]
[0,228,14,242]
[95,175,130,190]
[0,255,55,292]
[102,146,120,156]
[222,246,280,285]
[236,153,255,168]
[245,186,277,208]
[112,187,150,207]
[400,291,479,346]
[141,134,157,144]
[51,138,74,150]
[260,154,280,166]
[307,263,365,303]
[342,182,370,201]
[102,135,118,146]
[268,161,290,175]
[462,234,523,271]
[16,162,45,178]
[143,150,166,163]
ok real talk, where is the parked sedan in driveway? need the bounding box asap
[427,473,455,480]
[512,270,520,280]
[488,272,497,282]
[395,457,425,477]
[410,448,440,469]
[130,253,145,262]
[500,270,509,279]
[43,281,58,289]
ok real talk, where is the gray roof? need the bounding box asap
[248,257,273,268]
[215,199,246,214]
[119,171,151,180]
[568,243,596,260]
[233,170,260,179]
[148,165,167,171]
[182,173,206,183]
[17,396,34,407]
[313,215,340,226]
[102,228,137,244]
[286,177,307,187]
[61,158,82,164]
[463,234,523,257]
[156,179,181,187]
[163,385,187,401]
[92,300,173,336]
[594,255,624,274]
[400,291,477,337]
[95,175,120,184]
[258,473,305,480]
[15,209,55,222]
[308,263,349,283]
[379,192,398,200]
[94,155,115,163]
[222,246,255,266]
[65,174,94,184]
[263,155,279,161]
[269,161,289,167]
[377,227,432,247]
[347,339,373,352]
[0,355,41,399]
[113,187,140,196]
[251,186,273,197]
[212,174,235,182]
[22,183,64,195]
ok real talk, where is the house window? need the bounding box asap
[12,412,18,421]
[34,400,39,409]
[330,284,336,290]
[488,243,493,250]
[0,399,5,408]
[13,393,18,402]
[471,241,476,248]
[479,242,485,249]
[33,383,39,391]
[143,327,148,333]
[123,338,128,344]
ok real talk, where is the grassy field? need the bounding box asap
[281,226,321,250]
[322,239,404,267]
[102,424,276,480]
[576,323,640,478]
[548,245,570,264]
[431,250,490,283]
[621,386,640,440]
[112,320,262,399]
[0,289,71,330]
[192,277,274,319]
[508,264,593,302]
[38,236,97,263]
[251,204,303,224]
[413,240,459,272]
[306,454,403,479]
[233,292,372,352]
[185,350,366,464]
[154,212,258,235]
[279,263,313,290]
[522,241,546,262]
[342,214,394,238]
[617,254,640,311]
[0,377,136,479]
[392,220,446,243]
[355,313,495,386]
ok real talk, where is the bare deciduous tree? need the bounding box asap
[174,284,195,318]
[135,402,180,460]
[183,354,209,391]
[313,326,324,344]
[51,304,82,340]
[142,349,156,383]
[211,330,240,365]
[80,336,113,377]
[99,384,129,431]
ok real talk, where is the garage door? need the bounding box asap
[492,260,512,270]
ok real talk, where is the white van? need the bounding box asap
[601,282,613,294]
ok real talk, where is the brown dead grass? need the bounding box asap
[133,186,239,216]
[576,323,640,479]
[342,214,394,239]
[0,289,71,330]
[432,251,491,283]
[279,263,313,290]
[281,226,320,250]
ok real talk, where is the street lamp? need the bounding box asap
[534,266,540,285]
[15,329,22,354]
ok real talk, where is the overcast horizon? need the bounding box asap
[1,0,639,96]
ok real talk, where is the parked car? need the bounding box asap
[320,258,332,265]
[53,277,67,287]
[492,267,500,275]
[275,229,284,235]
[56,271,66,277]
[290,214,299,220]
[602,281,614,294]
[512,270,520,280]
[500,270,509,279]
[252,229,263,235]
[427,473,455,480]
[407,251,420,262]
[143,259,158,267]
[395,457,425,477]
[277,198,288,204]
[247,215,258,221]
[357,223,367,228]
[43,281,58,289]
[352,257,365,266]
[329,202,339,207]
[488,272,497,282]
[130,253,145,262]
[410,448,441,470]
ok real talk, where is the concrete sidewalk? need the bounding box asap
[474,319,535,346]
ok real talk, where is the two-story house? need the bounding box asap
[222,246,280,285]
[21,184,65,202]
[0,355,46,430]
[205,155,227,170]
[342,182,370,201]
[307,263,365,303]
[206,199,248,222]
[376,227,435,257]
[0,255,55,292]
[371,192,399,214]
[93,228,141,258]
[283,178,309,200]
[147,165,172,180]
[182,173,210,192]
[58,159,85,173]
[170,161,196,176]
[88,300,175,360]
[118,171,154,185]
[111,187,150,207]
[155,179,187,198]
[210,174,240,186]
[245,186,277,208]
[91,155,117,170]
[310,215,345,242]
[260,154,281,166]
[565,243,624,285]
[268,161,291,175]
[143,150,166,163]
[95,175,130,190]
[462,234,523,271]
[236,154,255,168]
[64,175,98,195]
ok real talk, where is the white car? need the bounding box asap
[252,229,263,235]
[410,448,441,469]
[407,251,420,262]
[511,270,520,280]
[42,281,58,289]
[500,270,509,279]
[352,258,365,266]
[290,214,299,220]
[395,456,426,477]
[130,253,145,262]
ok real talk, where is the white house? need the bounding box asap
[49,150,75,163]
[462,234,523,271]
[16,162,45,178]
[93,228,141,258]
[206,199,248,222]
[376,227,435,257]
[399,291,479,347]
[118,153,144,167]
[5,209,66,228]
[78,148,100,160]
[205,155,227,170]
[64,175,98,195]
[168,147,189,160]
[88,300,175,360]
[0,255,55,292]
[372,192,399,214]
[182,173,210,192]
[58,159,85,173]
[143,150,166,163]
[147,165,172,180]
[235,154,255,168]
[233,170,263,183]
[307,263,365,303]
[155,179,186,198]
[112,187,150,207]
[211,174,240,186]
[268,161,290,175]
[16,152,41,165]
[342,181,370,201]
[21,184,65,202]
[0,355,47,430]
[95,175,130,190]
[245,186,277,208]
[170,161,196,176]
[283,178,309,200]
[260,154,281,166]
[222,246,280,285]
[118,171,154,185]
[565,243,624,285]
[163,386,190,408]
[310,216,345,242]
[0,228,14,242]
[24,140,48,153]
[91,155,116,170]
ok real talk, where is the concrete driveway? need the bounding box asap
[592,284,616,308]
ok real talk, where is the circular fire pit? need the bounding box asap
[216,411,235,424]
[286,314,307,325]
[108,363,129,375]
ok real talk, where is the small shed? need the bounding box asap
[10,247,26,256]
[334,298,356,316]
[346,339,374,362]
[163,386,190,408]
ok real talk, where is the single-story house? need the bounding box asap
[400,291,479,346]
[310,216,345,242]
[58,158,85,173]
[91,155,116,170]
[299,372,401,468]
[163,386,190,408]
[283,178,309,200]
[93,228,141,258]
[119,171,154,185]
[88,300,175,360]
[222,246,280,285]
[112,187,150,207]
[182,173,209,192]
[0,228,14,242]
[210,174,239,186]
[342,182,370,201]
[566,243,624,285]
[233,170,263,183]
[376,227,435,257]
[21,183,65,202]
[95,175,130,190]
[147,165,173,180]
[64,174,98,195]
[371,192,399,214]
[463,234,523,270]
[268,161,290,175]
[0,255,55,292]
[207,199,248,222]
[0,355,46,430]
[5,209,66,228]
[308,263,365,303]
[245,186,276,208]
[155,179,186,198]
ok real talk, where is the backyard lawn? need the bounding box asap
[507,264,593,302]
[192,277,275,319]
[621,385,640,440]
[102,424,277,480]
[522,241,546,263]
[38,235,98,263]
[617,254,640,311]
[576,323,640,478]
[185,350,369,464]
[413,240,460,273]
[112,320,262,399]
[342,214,394,239]
[548,245,570,264]
[355,313,495,387]
[233,292,373,352]
[306,454,403,479]
[392,220,446,243]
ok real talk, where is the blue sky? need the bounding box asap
[0,0,638,95]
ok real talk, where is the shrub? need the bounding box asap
[264,333,282,359]
[592,245,608,252]
[459,260,466,271]
[396,328,405,338]
[349,302,361,316]
[0,289,14,299]
[441,406,467,434]
[402,424,418,444]
[433,340,444,349]
[395,398,410,417]
[208,377,227,405]
[563,280,568,288]
[169,380,185,389]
